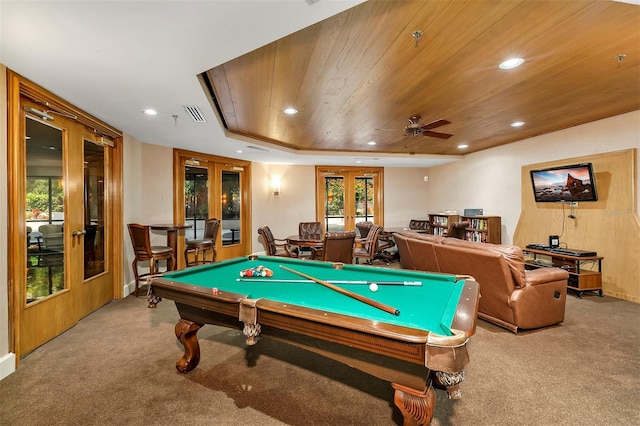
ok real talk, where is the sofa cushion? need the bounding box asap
[396,230,445,244]
[441,238,526,288]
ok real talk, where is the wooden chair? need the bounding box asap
[127,223,175,297]
[312,230,356,264]
[353,224,383,264]
[184,218,220,267]
[258,225,295,257]
[447,221,470,239]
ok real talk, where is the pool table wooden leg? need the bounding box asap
[392,382,435,426]
[174,319,202,373]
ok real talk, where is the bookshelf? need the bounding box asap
[428,213,460,236]
[461,215,502,244]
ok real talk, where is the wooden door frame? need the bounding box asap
[172,149,252,262]
[7,70,123,363]
[315,166,384,230]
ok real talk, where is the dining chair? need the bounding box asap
[258,225,295,257]
[312,230,356,264]
[184,218,220,267]
[298,221,323,258]
[353,224,383,264]
[127,223,175,297]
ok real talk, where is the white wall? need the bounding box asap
[423,111,640,244]
[251,164,317,254]
[122,135,174,293]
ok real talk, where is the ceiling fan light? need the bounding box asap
[499,58,525,69]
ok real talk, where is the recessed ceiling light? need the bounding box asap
[355,160,362,164]
[511,121,525,127]
[143,109,158,116]
[283,107,298,115]
[499,58,525,70]
[235,150,244,154]
[367,141,376,146]
[457,144,468,149]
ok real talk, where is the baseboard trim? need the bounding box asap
[0,352,16,381]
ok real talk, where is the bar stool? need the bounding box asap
[127,223,175,297]
[185,218,220,267]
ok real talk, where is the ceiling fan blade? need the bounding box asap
[422,130,453,139]
[419,119,451,131]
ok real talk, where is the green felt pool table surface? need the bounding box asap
[158,255,466,336]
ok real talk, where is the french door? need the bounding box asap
[315,166,384,232]
[174,150,251,262]
[8,72,123,359]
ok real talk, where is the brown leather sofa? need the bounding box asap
[394,231,569,332]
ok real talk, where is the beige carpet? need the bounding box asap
[0,285,638,425]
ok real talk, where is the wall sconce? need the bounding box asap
[271,177,281,195]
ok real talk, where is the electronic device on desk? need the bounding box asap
[549,248,598,257]
[526,243,551,250]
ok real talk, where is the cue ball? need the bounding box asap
[369,283,379,292]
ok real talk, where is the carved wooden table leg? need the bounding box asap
[392,382,436,426]
[174,319,202,373]
[432,370,466,399]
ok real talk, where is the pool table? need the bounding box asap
[150,255,479,425]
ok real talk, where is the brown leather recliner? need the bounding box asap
[394,231,568,332]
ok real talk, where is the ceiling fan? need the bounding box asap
[379,115,453,139]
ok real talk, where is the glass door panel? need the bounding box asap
[221,170,241,246]
[354,176,375,224]
[324,176,345,231]
[25,117,66,303]
[184,165,209,240]
[83,140,105,279]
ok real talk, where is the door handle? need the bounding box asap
[72,229,87,237]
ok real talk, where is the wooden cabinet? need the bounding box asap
[461,215,501,244]
[428,213,459,236]
[522,248,603,298]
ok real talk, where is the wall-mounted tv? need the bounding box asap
[530,162,598,203]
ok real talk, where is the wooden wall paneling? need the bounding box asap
[514,149,639,302]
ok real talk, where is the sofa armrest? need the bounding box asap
[525,267,569,286]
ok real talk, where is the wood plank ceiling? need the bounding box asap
[203,0,640,156]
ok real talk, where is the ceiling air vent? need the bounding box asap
[246,145,270,152]
[183,106,206,123]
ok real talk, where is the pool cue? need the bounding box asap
[279,265,400,316]
[236,278,422,286]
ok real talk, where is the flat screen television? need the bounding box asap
[530,162,598,202]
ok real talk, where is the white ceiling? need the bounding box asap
[1,0,462,168]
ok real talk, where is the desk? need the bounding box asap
[150,223,192,269]
[150,255,479,425]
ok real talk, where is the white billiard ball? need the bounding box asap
[369,283,379,292]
